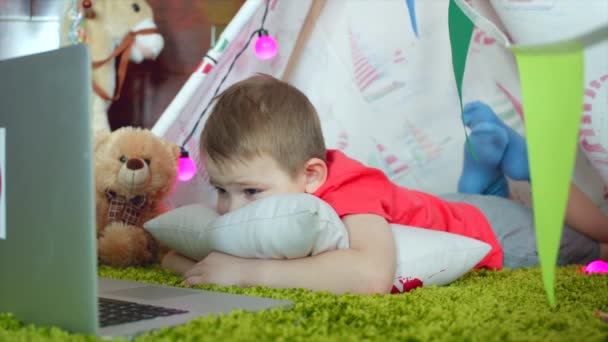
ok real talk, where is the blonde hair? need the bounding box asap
[200,74,326,177]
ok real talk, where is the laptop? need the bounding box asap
[0,45,291,338]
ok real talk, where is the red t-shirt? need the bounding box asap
[313,150,503,270]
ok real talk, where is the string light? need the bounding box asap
[583,260,608,274]
[254,29,277,60]
[177,0,273,182]
[177,147,197,182]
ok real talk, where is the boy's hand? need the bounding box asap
[183,251,249,287]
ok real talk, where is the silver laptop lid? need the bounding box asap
[0,45,99,335]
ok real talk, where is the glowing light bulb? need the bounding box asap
[178,148,196,182]
[254,29,277,60]
[583,260,608,274]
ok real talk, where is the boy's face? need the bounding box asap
[204,154,307,215]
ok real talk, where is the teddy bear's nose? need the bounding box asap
[126,158,145,170]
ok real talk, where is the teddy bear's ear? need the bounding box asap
[94,130,112,152]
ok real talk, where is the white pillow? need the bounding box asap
[388,226,490,293]
[145,193,349,261]
[144,193,491,293]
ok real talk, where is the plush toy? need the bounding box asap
[95,127,180,267]
[458,101,529,197]
[63,0,164,134]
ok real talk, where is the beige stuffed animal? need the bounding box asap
[63,0,164,134]
[95,127,180,267]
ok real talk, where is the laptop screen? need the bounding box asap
[0,45,99,335]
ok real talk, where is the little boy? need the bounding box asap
[162,75,608,294]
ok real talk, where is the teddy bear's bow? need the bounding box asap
[105,189,147,225]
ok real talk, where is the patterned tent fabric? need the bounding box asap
[153,0,608,211]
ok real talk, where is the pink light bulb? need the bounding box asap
[177,148,197,182]
[254,34,277,60]
[583,260,608,274]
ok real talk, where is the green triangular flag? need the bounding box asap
[511,43,584,306]
[448,0,476,158]
[448,0,473,110]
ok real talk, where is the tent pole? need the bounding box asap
[280,0,326,82]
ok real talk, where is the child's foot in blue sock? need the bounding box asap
[463,101,530,182]
[466,121,509,167]
[501,128,530,182]
[458,121,509,196]
[458,101,512,197]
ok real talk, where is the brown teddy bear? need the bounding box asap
[95,126,180,267]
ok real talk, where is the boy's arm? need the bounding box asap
[565,183,608,242]
[161,250,196,275]
[179,213,397,295]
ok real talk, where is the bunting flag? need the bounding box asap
[447,0,475,158]
[512,43,583,306]
[447,0,472,109]
[406,0,419,38]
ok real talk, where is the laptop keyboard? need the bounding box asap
[99,297,189,327]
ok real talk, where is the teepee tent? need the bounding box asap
[150,0,608,303]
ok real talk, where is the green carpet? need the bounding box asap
[1,265,607,341]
